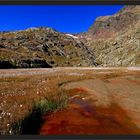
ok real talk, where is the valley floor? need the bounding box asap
[0,67,140,134]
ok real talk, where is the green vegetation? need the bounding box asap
[11,91,68,134]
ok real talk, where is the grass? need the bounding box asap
[11,91,68,134]
[0,68,138,134]
[0,70,90,134]
[34,91,68,115]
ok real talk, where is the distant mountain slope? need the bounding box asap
[78,6,140,66]
[0,27,97,68]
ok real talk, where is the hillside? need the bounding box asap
[0,27,97,68]
[0,6,140,68]
[78,6,140,66]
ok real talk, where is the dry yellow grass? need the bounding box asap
[0,69,90,134]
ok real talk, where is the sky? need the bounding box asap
[0,5,124,33]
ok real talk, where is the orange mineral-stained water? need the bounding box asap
[39,85,140,135]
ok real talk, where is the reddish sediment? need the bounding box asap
[39,87,140,135]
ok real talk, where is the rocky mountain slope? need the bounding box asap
[78,6,140,67]
[0,6,140,68]
[0,27,97,68]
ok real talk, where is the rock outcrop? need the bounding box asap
[0,6,140,68]
[0,27,97,68]
[78,6,140,67]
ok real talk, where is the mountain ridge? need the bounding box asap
[0,27,97,68]
[78,5,140,66]
[0,6,140,68]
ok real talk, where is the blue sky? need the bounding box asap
[0,5,124,33]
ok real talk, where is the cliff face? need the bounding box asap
[88,6,139,38]
[0,27,97,68]
[78,6,140,66]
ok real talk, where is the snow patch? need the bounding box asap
[66,34,78,39]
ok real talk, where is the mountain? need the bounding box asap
[0,6,140,68]
[78,6,140,66]
[0,27,97,68]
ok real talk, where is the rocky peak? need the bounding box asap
[86,6,140,39]
[81,5,140,67]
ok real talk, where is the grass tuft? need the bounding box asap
[11,91,68,134]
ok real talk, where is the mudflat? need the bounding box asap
[0,67,140,134]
